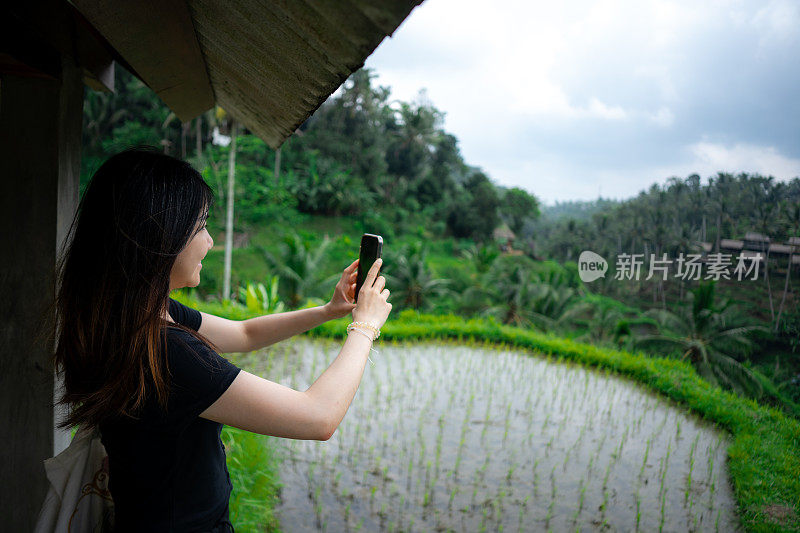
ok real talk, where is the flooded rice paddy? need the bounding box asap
[233,338,740,532]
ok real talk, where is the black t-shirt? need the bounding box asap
[99,298,241,532]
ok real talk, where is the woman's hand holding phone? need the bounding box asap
[352,258,391,329]
[325,259,360,319]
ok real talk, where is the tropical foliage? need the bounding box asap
[634,281,769,397]
[256,234,334,308]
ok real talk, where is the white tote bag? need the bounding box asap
[34,426,114,533]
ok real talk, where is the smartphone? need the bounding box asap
[354,233,383,303]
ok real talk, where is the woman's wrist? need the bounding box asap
[322,303,338,320]
[347,327,374,343]
[346,327,377,365]
[347,321,380,340]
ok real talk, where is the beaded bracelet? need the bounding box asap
[347,321,380,340]
[347,327,378,365]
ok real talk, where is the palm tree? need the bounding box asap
[257,234,333,308]
[475,261,579,330]
[634,280,768,397]
[384,242,449,310]
[561,299,655,350]
[460,243,499,274]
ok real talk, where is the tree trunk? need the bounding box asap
[274,146,281,186]
[764,248,775,323]
[223,121,238,301]
[181,121,188,159]
[775,251,794,331]
[195,116,202,158]
[702,215,706,242]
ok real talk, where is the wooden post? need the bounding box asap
[0,49,83,531]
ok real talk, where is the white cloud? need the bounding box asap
[586,98,629,120]
[687,141,800,179]
[648,107,675,127]
[754,0,800,47]
[365,0,799,203]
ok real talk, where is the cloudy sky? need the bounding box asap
[364,0,800,205]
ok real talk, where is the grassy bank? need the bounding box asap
[222,427,281,532]
[176,293,800,532]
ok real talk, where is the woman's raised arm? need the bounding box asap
[199,258,391,440]
[197,260,359,354]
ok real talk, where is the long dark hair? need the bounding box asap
[42,146,221,429]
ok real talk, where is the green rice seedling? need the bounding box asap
[639,438,651,480]
[314,500,323,529]
[479,455,490,481]
[479,509,488,533]
[706,445,715,485]
[546,435,555,452]
[709,470,717,510]
[617,427,629,459]
[426,459,433,485]
[602,461,612,491]
[686,434,700,506]
[506,462,516,484]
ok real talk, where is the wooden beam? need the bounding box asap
[1,4,115,91]
[70,0,214,120]
[71,6,115,92]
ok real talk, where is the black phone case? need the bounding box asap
[355,234,383,303]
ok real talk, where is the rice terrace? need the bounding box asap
[208,302,800,533]
[248,338,739,532]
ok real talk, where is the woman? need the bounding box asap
[49,147,391,531]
